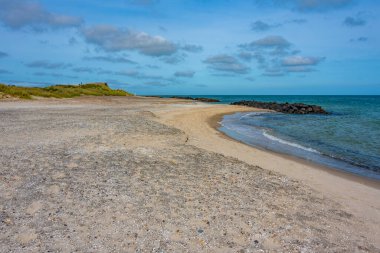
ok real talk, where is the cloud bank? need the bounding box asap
[238,35,325,77]
[254,0,353,12]
[282,56,325,66]
[204,54,249,74]
[181,44,203,53]
[81,25,178,57]
[0,0,83,30]
[240,36,291,51]
[343,16,366,27]
[251,20,280,32]
[294,0,353,11]
[26,60,72,69]
[83,56,136,64]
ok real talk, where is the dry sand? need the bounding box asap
[156,103,380,246]
[0,96,379,252]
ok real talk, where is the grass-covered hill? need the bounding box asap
[0,82,133,99]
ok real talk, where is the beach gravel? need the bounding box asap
[0,97,378,252]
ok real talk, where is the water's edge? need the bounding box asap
[160,95,380,180]
[219,112,380,181]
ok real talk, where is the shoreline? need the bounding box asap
[156,102,380,247]
[208,111,380,189]
[1,96,379,251]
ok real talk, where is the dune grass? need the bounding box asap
[0,82,133,99]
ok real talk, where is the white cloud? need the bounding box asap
[26,60,72,69]
[285,66,314,72]
[160,54,185,64]
[251,20,280,32]
[238,52,254,62]
[72,67,95,73]
[33,72,78,79]
[115,70,172,82]
[295,0,353,11]
[204,54,249,74]
[259,0,353,11]
[83,56,136,64]
[81,25,178,57]
[240,36,291,51]
[181,44,203,53]
[0,0,83,30]
[238,36,325,77]
[282,56,325,66]
[343,16,366,27]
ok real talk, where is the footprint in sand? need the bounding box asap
[26,201,43,215]
[66,162,79,169]
[16,228,37,244]
[47,185,60,195]
[52,172,65,180]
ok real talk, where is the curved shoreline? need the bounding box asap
[158,104,380,188]
[1,96,379,250]
[156,103,380,247]
[210,111,380,188]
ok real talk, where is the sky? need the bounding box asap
[0,0,379,95]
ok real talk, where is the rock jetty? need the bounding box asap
[231,100,329,114]
[170,96,220,102]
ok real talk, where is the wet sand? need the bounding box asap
[0,96,379,252]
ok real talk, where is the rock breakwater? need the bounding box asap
[170,96,220,102]
[231,100,329,114]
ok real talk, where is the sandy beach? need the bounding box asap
[1,96,379,252]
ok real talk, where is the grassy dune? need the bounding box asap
[0,82,132,99]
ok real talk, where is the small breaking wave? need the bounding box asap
[262,130,320,154]
[239,112,269,120]
[219,112,380,180]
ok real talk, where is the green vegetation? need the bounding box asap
[0,82,133,99]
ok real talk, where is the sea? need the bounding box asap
[162,95,380,180]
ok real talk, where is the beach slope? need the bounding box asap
[0,96,379,252]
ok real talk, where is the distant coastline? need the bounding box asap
[0,82,132,99]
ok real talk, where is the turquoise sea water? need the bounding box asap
[164,95,380,180]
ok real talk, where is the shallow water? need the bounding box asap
[164,95,380,180]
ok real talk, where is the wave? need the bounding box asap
[262,130,320,154]
[239,112,269,120]
[221,116,320,155]
[219,112,380,180]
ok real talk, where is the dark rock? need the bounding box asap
[231,100,329,114]
[194,97,220,103]
[170,96,220,103]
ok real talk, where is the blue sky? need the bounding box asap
[0,0,379,95]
